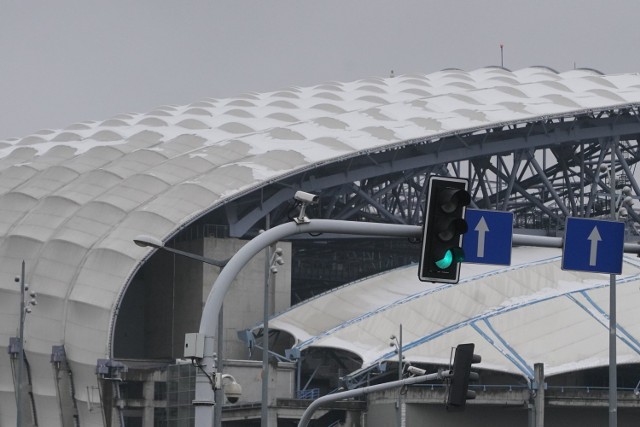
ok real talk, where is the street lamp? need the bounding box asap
[191,206,422,426]
[133,235,228,426]
[389,324,405,427]
[261,245,284,427]
[133,235,229,268]
[135,234,285,426]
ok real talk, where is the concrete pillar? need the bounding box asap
[266,361,278,426]
[534,363,544,427]
[143,380,155,427]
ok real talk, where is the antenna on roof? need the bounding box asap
[500,44,504,68]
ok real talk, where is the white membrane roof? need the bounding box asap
[3,66,640,423]
[269,247,640,379]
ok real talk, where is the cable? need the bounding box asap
[192,359,216,390]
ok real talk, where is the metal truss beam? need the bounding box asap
[223,111,640,238]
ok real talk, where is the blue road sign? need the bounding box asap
[562,217,624,274]
[462,209,513,265]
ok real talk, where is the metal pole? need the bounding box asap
[214,307,223,427]
[16,260,25,427]
[195,220,422,427]
[131,238,228,427]
[534,363,544,427]
[261,237,271,427]
[609,143,618,427]
[397,324,404,427]
[298,372,444,427]
[395,323,402,427]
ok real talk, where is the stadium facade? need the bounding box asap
[3,66,640,426]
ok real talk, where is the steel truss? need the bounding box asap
[222,107,640,238]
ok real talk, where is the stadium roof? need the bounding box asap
[3,66,640,422]
[267,247,640,380]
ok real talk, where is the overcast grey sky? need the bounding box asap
[2,0,639,140]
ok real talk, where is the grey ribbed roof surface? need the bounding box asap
[3,66,640,425]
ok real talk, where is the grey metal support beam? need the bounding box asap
[585,141,610,217]
[501,151,523,211]
[335,183,404,224]
[489,164,560,220]
[615,144,640,196]
[527,150,570,217]
[555,153,579,217]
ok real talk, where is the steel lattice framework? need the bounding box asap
[223,107,640,238]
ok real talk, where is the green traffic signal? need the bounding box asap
[435,250,453,269]
[435,248,465,269]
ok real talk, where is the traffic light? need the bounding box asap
[447,343,482,410]
[419,176,470,283]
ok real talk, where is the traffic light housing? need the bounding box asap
[447,343,481,410]
[419,176,470,283]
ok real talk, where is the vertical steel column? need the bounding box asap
[609,142,618,427]
[534,363,544,427]
[214,308,223,427]
[395,324,403,427]
[262,213,272,427]
[16,260,25,427]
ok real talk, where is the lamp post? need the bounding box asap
[261,245,284,427]
[135,234,284,427]
[390,324,404,427]
[133,236,228,427]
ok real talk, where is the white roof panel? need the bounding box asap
[268,248,640,379]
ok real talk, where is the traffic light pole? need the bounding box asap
[191,218,640,427]
[297,371,447,427]
[194,220,424,427]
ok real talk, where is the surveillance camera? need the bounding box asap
[407,366,426,376]
[294,191,318,204]
[224,381,242,404]
[14,276,19,283]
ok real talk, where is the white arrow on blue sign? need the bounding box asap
[562,217,625,274]
[462,209,514,265]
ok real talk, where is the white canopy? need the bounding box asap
[269,247,640,379]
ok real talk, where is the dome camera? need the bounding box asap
[224,381,242,404]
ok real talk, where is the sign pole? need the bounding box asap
[609,143,617,427]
